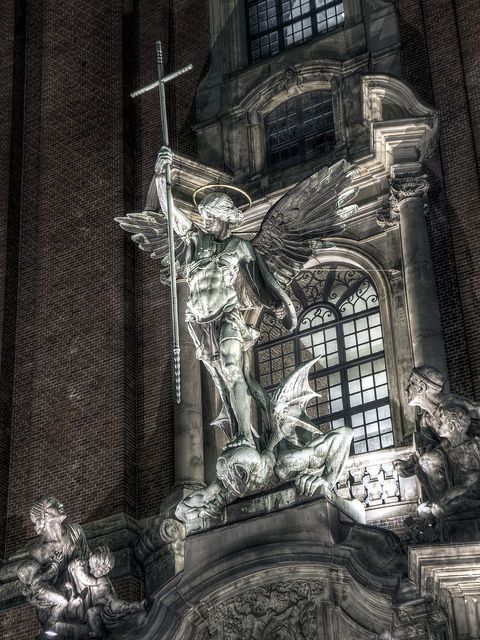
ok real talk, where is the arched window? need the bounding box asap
[247,0,345,62]
[265,90,335,171]
[254,264,394,454]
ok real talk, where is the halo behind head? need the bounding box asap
[193,183,252,210]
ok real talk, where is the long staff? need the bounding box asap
[131,41,193,403]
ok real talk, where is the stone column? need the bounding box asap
[390,170,447,377]
[173,280,204,489]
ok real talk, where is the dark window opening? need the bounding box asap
[247,0,345,62]
[265,91,335,171]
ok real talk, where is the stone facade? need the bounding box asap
[1,0,480,638]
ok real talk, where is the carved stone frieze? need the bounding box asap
[389,175,429,213]
[205,580,328,640]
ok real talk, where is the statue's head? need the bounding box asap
[198,192,244,231]
[406,366,444,408]
[30,497,66,535]
[17,559,40,585]
[436,401,471,440]
[216,445,272,497]
[88,546,114,578]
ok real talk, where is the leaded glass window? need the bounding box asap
[247,0,345,62]
[265,91,335,170]
[254,265,394,454]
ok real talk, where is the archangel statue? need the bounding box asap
[116,147,359,519]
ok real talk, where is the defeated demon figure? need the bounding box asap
[175,358,353,521]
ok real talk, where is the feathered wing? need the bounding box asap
[114,211,188,282]
[252,159,358,286]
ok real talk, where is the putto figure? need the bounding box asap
[18,498,147,639]
[395,366,480,521]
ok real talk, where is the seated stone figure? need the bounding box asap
[69,547,146,639]
[415,401,480,520]
[17,558,77,628]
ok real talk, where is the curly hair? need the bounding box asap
[198,192,244,227]
[88,546,114,577]
[30,497,65,523]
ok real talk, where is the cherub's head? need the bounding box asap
[197,192,243,235]
[406,366,444,409]
[30,497,66,536]
[88,547,114,579]
[436,401,471,442]
[17,559,41,585]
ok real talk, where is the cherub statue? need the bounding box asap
[394,366,480,521]
[395,366,480,472]
[18,497,90,631]
[69,547,146,638]
[411,401,480,521]
[116,147,357,449]
[17,558,83,628]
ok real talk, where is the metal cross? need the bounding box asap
[131,41,193,404]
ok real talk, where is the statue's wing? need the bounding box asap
[114,211,187,281]
[268,356,325,447]
[252,160,358,285]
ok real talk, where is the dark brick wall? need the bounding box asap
[396,0,480,398]
[0,0,20,558]
[0,605,39,640]
[5,0,137,554]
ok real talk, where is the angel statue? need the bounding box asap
[116,147,360,519]
[116,147,357,447]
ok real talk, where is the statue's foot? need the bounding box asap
[211,410,233,439]
[224,435,255,450]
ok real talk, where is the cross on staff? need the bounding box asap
[131,41,193,404]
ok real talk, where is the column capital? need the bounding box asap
[390,174,429,213]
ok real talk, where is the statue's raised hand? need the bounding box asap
[155,146,173,174]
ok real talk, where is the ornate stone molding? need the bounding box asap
[389,175,429,214]
[410,543,480,639]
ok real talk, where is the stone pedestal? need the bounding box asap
[132,492,438,640]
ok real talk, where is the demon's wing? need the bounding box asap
[114,210,188,283]
[252,160,358,286]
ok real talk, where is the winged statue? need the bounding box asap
[116,147,357,446]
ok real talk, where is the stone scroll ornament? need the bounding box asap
[17,497,146,639]
[115,148,359,520]
[394,366,480,522]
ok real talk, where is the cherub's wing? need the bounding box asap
[252,160,358,285]
[114,211,187,282]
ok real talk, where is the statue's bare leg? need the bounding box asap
[219,333,254,447]
[186,321,234,434]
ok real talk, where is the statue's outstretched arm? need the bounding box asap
[154,146,192,239]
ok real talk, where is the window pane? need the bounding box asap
[254,265,393,454]
[266,91,335,170]
[248,0,344,60]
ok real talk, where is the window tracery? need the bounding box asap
[254,264,394,454]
